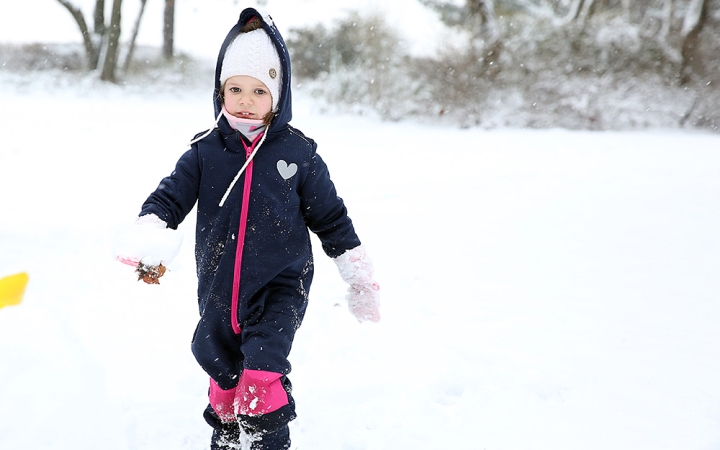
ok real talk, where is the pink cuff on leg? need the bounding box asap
[209,378,238,423]
[236,369,289,416]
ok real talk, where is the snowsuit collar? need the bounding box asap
[213,8,293,136]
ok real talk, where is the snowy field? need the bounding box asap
[2,1,720,449]
[2,74,720,449]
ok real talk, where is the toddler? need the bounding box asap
[116,8,380,450]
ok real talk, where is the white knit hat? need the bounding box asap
[220,28,282,112]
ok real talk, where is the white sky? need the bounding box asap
[0,0,446,59]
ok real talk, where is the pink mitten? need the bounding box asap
[333,245,381,323]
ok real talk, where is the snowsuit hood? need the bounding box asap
[214,9,292,134]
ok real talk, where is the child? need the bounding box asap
[116,8,380,450]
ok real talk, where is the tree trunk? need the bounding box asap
[93,0,106,35]
[163,0,175,60]
[680,0,708,85]
[91,0,106,68]
[100,0,123,82]
[123,0,148,71]
[55,0,100,70]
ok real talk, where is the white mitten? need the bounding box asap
[113,214,183,284]
[333,245,381,323]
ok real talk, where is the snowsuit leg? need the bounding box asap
[191,263,311,389]
[192,269,310,449]
[201,363,296,449]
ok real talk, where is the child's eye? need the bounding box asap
[254,89,267,95]
[229,87,240,93]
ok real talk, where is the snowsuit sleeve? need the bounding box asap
[140,146,201,229]
[299,147,361,258]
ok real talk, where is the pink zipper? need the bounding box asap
[230,132,264,335]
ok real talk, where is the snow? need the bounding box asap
[113,218,184,268]
[2,2,720,450]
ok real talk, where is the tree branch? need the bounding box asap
[55,0,98,68]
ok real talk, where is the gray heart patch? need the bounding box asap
[277,160,298,180]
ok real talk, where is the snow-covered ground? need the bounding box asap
[2,73,720,449]
[2,1,720,450]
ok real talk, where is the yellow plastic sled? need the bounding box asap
[0,272,29,309]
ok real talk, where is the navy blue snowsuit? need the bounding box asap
[139,8,361,448]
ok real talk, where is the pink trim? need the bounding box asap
[209,378,238,423]
[116,256,139,267]
[236,369,289,416]
[230,132,265,335]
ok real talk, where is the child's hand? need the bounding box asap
[333,245,381,323]
[113,214,183,284]
[346,283,381,323]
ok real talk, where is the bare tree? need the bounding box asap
[123,0,149,71]
[56,0,102,69]
[93,0,105,37]
[163,0,175,60]
[56,0,128,80]
[99,0,123,81]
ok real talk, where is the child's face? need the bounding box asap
[223,75,273,120]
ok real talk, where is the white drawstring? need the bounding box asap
[187,109,268,207]
[189,110,224,146]
[218,131,268,207]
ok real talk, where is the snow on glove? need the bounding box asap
[333,245,381,323]
[113,214,183,284]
